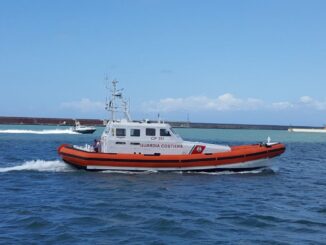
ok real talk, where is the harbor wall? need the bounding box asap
[0,116,103,127]
[0,116,315,130]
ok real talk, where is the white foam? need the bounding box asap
[101,170,158,175]
[100,169,271,175]
[192,168,274,175]
[0,160,74,173]
[0,129,79,134]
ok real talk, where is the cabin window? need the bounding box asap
[116,128,126,137]
[160,129,171,136]
[116,142,126,145]
[130,129,140,137]
[146,128,156,136]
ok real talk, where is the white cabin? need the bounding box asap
[100,119,230,155]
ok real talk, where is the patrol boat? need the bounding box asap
[58,80,285,172]
[72,120,96,134]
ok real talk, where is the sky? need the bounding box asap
[0,0,326,126]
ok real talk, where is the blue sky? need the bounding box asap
[0,0,326,126]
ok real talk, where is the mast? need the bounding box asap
[111,80,118,121]
[106,79,131,122]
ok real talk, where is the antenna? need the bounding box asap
[104,73,109,87]
[105,74,109,111]
[158,113,161,123]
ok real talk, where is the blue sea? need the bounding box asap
[0,125,326,244]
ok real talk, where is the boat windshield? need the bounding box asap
[170,128,181,139]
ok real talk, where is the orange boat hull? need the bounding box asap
[58,143,285,172]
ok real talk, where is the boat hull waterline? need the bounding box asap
[58,143,285,172]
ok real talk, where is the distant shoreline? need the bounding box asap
[0,116,320,131]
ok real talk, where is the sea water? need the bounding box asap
[0,125,325,244]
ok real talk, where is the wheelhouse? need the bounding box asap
[99,119,184,154]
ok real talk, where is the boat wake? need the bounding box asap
[0,160,74,173]
[0,129,79,135]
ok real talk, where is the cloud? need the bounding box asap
[61,98,104,112]
[299,96,326,110]
[143,93,264,112]
[142,94,326,113]
[61,95,326,115]
[300,96,313,104]
[271,101,294,110]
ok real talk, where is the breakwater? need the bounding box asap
[0,116,318,130]
[0,116,103,127]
